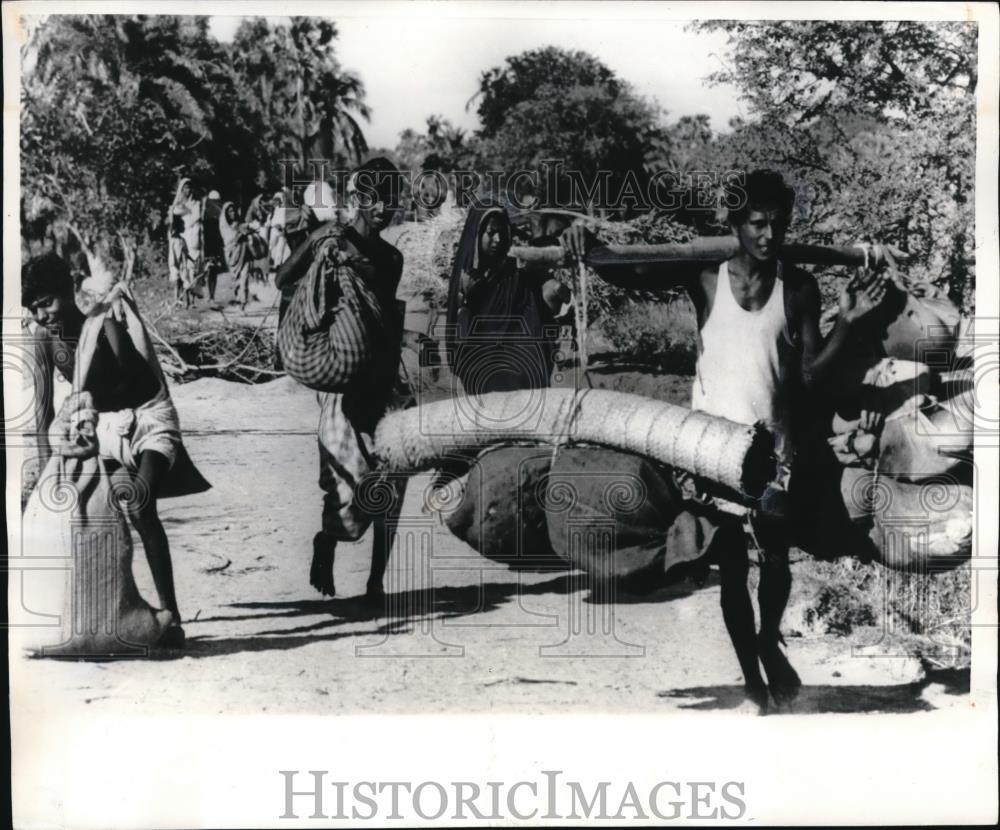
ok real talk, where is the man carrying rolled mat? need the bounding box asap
[562,169,890,714]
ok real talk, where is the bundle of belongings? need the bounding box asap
[277,227,393,393]
[421,270,971,588]
[441,444,720,595]
[18,277,209,657]
[823,274,972,571]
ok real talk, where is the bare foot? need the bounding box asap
[310,533,336,596]
[155,611,185,649]
[732,685,769,715]
[759,639,802,707]
[363,583,386,614]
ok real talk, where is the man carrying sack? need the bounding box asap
[276,157,409,604]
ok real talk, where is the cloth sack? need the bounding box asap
[15,396,171,657]
[278,233,385,392]
[545,447,715,591]
[881,290,962,364]
[445,445,564,570]
[841,469,972,571]
[75,284,210,498]
[444,445,718,590]
[877,395,973,481]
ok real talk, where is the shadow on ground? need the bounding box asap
[177,575,578,659]
[659,667,970,714]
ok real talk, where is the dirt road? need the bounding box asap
[11,370,967,718]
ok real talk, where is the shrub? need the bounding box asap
[597,297,697,373]
[790,556,972,670]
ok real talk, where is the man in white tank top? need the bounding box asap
[563,170,888,714]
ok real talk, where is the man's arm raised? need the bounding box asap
[798,269,888,388]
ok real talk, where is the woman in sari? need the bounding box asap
[243,195,270,285]
[220,202,253,309]
[266,190,291,272]
[168,214,198,307]
[171,177,204,285]
[446,203,572,395]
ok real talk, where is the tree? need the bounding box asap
[696,21,976,124]
[21,14,247,276]
[394,114,479,174]
[470,47,665,214]
[694,21,977,309]
[230,17,370,184]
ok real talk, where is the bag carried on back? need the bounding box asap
[246,229,268,261]
[277,229,386,393]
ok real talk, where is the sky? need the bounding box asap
[208,11,746,149]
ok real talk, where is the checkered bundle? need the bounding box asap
[278,238,384,392]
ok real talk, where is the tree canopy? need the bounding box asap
[21,14,369,275]
[19,17,978,311]
[691,20,977,309]
[470,46,665,211]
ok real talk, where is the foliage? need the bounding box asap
[230,16,370,186]
[598,299,697,373]
[395,115,481,175]
[569,212,696,324]
[21,15,247,269]
[696,21,976,123]
[790,557,972,670]
[21,14,369,278]
[470,47,666,213]
[692,20,977,311]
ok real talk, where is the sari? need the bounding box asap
[446,203,558,395]
[170,178,203,264]
[268,189,316,270]
[220,202,252,305]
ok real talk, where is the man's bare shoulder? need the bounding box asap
[697,264,719,289]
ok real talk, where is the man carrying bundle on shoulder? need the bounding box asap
[276,157,428,606]
[562,169,891,714]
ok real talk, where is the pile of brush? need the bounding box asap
[156,321,279,384]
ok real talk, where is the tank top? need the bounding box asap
[691,260,788,460]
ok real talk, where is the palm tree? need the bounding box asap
[22,15,230,277]
[232,17,370,172]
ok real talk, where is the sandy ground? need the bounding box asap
[9,268,971,718]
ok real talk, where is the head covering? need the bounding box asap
[445,202,513,367]
[245,194,265,225]
[219,201,240,245]
[208,189,221,201]
[452,203,511,281]
[173,177,192,205]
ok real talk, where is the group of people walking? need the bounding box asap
[167,179,309,310]
[22,158,904,716]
